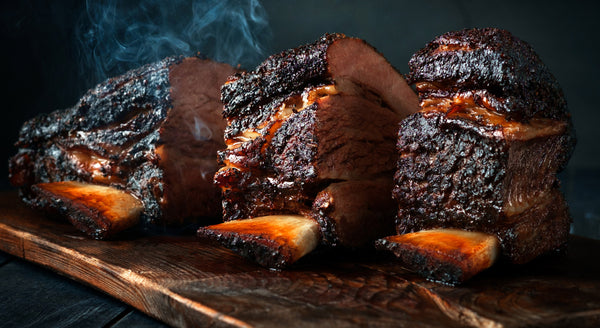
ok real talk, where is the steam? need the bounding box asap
[190,116,213,141]
[76,0,271,86]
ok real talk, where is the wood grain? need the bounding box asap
[0,258,128,327]
[1,190,600,327]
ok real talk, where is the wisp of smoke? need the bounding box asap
[76,0,271,86]
[190,116,213,141]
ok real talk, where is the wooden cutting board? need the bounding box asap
[1,191,599,327]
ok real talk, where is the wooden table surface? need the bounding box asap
[0,251,167,327]
[2,190,600,327]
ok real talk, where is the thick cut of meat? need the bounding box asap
[218,93,403,222]
[221,34,418,139]
[202,34,419,266]
[216,34,419,226]
[385,28,576,273]
[9,56,238,238]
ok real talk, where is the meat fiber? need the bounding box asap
[9,56,238,238]
[200,33,420,267]
[217,33,418,224]
[377,28,576,284]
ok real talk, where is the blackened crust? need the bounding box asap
[393,110,574,263]
[408,28,567,121]
[197,226,294,269]
[222,33,343,116]
[394,111,507,234]
[10,56,234,227]
[15,57,179,149]
[221,33,345,138]
[10,57,178,222]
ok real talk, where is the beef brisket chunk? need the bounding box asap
[393,28,576,264]
[212,33,419,253]
[9,56,238,237]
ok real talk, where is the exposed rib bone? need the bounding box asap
[31,181,143,239]
[197,215,321,269]
[376,229,500,285]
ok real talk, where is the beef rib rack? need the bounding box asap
[199,33,420,268]
[9,56,238,239]
[377,28,576,285]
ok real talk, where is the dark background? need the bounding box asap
[1,0,599,238]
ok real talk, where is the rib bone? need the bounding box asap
[30,181,143,239]
[197,215,321,269]
[376,229,500,285]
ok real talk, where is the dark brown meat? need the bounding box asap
[407,28,568,122]
[386,28,575,269]
[312,178,396,248]
[217,92,403,224]
[203,34,419,266]
[221,33,418,139]
[9,56,238,238]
